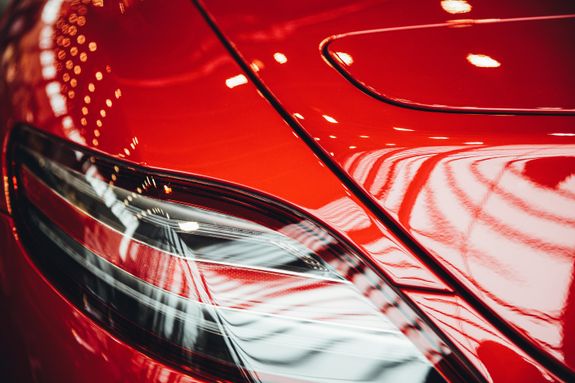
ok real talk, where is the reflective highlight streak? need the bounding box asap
[273,52,288,64]
[335,51,354,65]
[466,53,501,68]
[178,221,200,232]
[440,0,472,15]
[10,127,464,383]
[341,143,575,373]
[225,74,248,89]
[322,114,338,124]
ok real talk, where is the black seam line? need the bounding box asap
[192,1,574,380]
[320,39,575,117]
[193,1,573,380]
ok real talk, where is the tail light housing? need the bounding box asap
[7,126,481,382]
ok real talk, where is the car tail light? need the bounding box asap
[8,126,481,382]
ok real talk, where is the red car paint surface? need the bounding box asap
[324,15,575,114]
[0,0,573,382]
[200,0,575,374]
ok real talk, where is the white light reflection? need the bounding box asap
[342,144,575,361]
[273,52,288,64]
[335,51,354,66]
[178,221,200,232]
[250,60,264,72]
[45,82,67,116]
[41,0,63,24]
[225,74,248,89]
[40,0,67,118]
[440,0,472,14]
[40,51,56,78]
[549,133,575,137]
[84,165,139,261]
[467,53,501,68]
[62,116,73,129]
[323,114,338,124]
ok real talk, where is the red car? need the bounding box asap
[0,1,574,382]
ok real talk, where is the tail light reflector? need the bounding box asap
[8,126,481,382]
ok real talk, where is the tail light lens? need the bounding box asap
[8,126,480,382]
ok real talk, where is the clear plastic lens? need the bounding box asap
[29,150,341,279]
[10,127,457,383]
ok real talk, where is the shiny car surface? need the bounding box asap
[0,1,574,382]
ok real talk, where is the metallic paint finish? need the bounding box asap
[324,15,575,114]
[199,0,575,377]
[0,0,455,380]
[406,291,561,383]
[0,0,573,381]
[0,0,448,290]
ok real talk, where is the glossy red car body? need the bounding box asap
[0,0,574,382]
